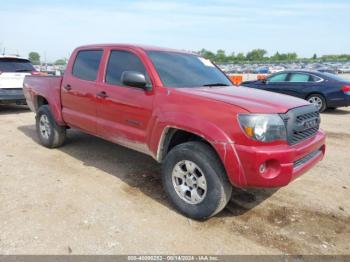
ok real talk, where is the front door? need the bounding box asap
[96,49,154,154]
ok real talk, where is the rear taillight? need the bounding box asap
[342,85,350,93]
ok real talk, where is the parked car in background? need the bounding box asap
[338,66,350,74]
[241,70,350,112]
[23,44,325,219]
[0,55,38,105]
[269,66,285,74]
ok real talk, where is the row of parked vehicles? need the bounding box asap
[220,62,350,75]
[1,45,347,219]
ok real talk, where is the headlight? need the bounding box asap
[238,114,287,142]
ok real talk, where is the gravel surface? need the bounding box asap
[0,105,349,255]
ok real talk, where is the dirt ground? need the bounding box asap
[0,104,349,255]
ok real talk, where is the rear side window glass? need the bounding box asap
[72,50,103,81]
[267,73,288,82]
[309,75,322,82]
[288,73,310,82]
[0,58,34,72]
[105,50,149,86]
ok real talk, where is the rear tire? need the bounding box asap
[36,105,66,148]
[307,94,326,112]
[161,141,232,220]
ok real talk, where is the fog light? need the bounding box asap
[259,163,266,174]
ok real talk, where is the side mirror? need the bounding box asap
[121,71,150,90]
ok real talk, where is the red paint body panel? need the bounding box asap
[23,44,326,188]
[23,76,65,125]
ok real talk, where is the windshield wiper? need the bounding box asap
[202,83,229,87]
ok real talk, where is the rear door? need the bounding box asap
[96,49,154,154]
[61,49,103,134]
[278,73,316,98]
[0,58,34,89]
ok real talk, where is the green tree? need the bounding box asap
[216,49,226,63]
[287,52,298,61]
[54,58,67,65]
[246,49,267,61]
[271,52,281,61]
[236,52,245,61]
[227,52,236,62]
[28,52,40,65]
[271,52,297,61]
[312,53,317,60]
[199,49,215,61]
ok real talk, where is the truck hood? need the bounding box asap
[176,86,309,113]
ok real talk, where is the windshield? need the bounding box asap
[0,58,35,72]
[147,51,232,88]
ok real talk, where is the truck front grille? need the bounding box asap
[281,105,320,145]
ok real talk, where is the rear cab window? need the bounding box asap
[72,50,103,81]
[0,58,35,72]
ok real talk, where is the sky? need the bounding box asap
[0,0,349,61]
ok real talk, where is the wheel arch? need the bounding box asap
[306,92,327,105]
[156,126,222,164]
[34,95,49,112]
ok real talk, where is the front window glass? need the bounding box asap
[105,50,149,86]
[267,73,288,82]
[147,51,232,88]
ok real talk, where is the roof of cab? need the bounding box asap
[76,43,196,55]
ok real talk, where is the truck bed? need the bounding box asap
[23,75,65,125]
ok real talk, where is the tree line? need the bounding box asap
[198,49,350,63]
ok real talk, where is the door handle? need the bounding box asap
[63,84,72,91]
[97,91,108,98]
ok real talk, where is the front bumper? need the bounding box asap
[0,88,26,103]
[222,130,326,188]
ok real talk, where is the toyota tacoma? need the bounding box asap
[23,44,326,219]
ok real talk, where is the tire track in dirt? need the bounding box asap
[220,189,350,254]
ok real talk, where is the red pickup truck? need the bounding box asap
[23,44,326,219]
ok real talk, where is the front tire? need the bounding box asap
[161,141,232,220]
[307,94,326,112]
[36,105,66,148]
